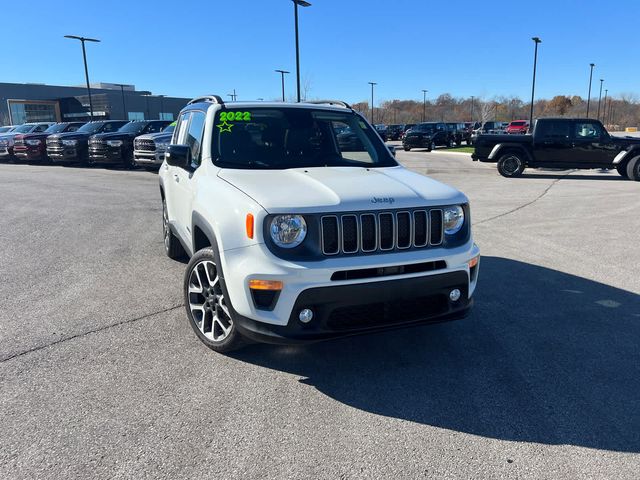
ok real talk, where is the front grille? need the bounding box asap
[320,208,443,256]
[14,138,24,147]
[134,138,156,152]
[46,138,60,147]
[327,295,447,331]
[89,138,104,147]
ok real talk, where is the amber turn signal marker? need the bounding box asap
[249,280,284,291]
[246,213,254,239]
[468,256,479,268]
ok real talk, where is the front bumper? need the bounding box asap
[221,241,480,343]
[14,146,46,161]
[403,136,432,148]
[134,150,165,166]
[48,146,83,163]
[0,146,14,159]
[88,147,124,163]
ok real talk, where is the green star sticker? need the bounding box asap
[217,120,234,133]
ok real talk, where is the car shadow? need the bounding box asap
[230,256,640,453]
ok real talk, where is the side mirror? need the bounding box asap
[166,144,191,168]
[386,144,396,157]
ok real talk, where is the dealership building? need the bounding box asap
[0,82,191,125]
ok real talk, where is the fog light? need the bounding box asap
[299,308,313,323]
[449,289,461,302]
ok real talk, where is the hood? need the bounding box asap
[610,134,640,145]
[218,166,467,214]
[17,132,51,140]
[91,131,136,141]
[136,131,172,142]
[52,131,90,140]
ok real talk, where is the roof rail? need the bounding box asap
[306,100,352,109]
[187,95,224,105]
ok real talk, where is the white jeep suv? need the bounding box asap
[160,96,480,352]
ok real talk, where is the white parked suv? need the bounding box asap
[160,96,480,352]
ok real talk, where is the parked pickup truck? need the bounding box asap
[471,117,640,180]
[133,122,175,168]
[47,120,128,164]
[14,122,85,163]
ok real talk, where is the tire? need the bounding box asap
[466,139,472,146]
[403,146,411,151]
[124,150,136,170]
[456,140,462,147]
[497,152,526,178]
[184,247,246,353]
[626,155,640,181]
[447,138,453,148]
[616,163,629,179]
[162,198,186,260]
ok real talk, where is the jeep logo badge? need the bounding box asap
[371,197,395,205]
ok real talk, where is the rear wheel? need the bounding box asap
[403,146,411,151]
[626,155,640,181]
[497,152,525,178]
[184,247,246,353]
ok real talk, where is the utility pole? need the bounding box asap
[529,37,542,128]
[586,63,595,117]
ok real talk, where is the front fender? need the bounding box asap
[613,145,640,165]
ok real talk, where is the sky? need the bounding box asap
[2,0,639,105]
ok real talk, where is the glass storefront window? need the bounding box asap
[128,112,145,121]
[9,101,59,124]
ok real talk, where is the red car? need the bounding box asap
[14,122,85,162]
[505,120,529,134]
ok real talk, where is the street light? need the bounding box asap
[275,69,290,102]
[603,89,608,124]
[112,83,128,120]
[368,82,377,124]
[422,89,428,122]
[64,35,100,120]
[586,63,595,117]
[292,0,311,102]
[597,79,604,121]
[529,37,542,129]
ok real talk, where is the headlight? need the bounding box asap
[62,139,78,146]
[26,139,41,146]
[156,142,168,151]
[107,140,123,147]
[0,139,8,146]
[443,205,464,235]
[270,215,307,248]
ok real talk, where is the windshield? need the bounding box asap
[78,122,105,134]
[412,123,436,133]
[45,123,69,133]
[162,124,175,134]
[14,124,37,133]
[211,108,396,170]
[118,122,147,134]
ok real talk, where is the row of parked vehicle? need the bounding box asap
[0,120,176,169]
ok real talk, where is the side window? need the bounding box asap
[538,121,570,140]
[574,122,602,139]
[174,112,191,145]
[185,111,206,166]
[333,120,376,164]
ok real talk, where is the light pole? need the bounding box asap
[422,89,428,122]
[597,79,604,121]
[368,82,377,124]
[470,95,475,123]
[602,89,608,124]
[529,37,541,129]
[112,83,128,119]
[292,0,311,102]
[275,69,290,102]
[586,63,595,117]
[64,35,100,120]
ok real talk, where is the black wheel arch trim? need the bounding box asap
[491,144,533,164]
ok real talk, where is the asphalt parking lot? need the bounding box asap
[1,152,639,479]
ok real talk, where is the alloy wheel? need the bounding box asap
[188,260,233,342]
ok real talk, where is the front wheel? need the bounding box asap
[626,155,640,181]
[616,163,629,179]
[497,153,525,178]
[184,247,246,353]
[403,146,411,151]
